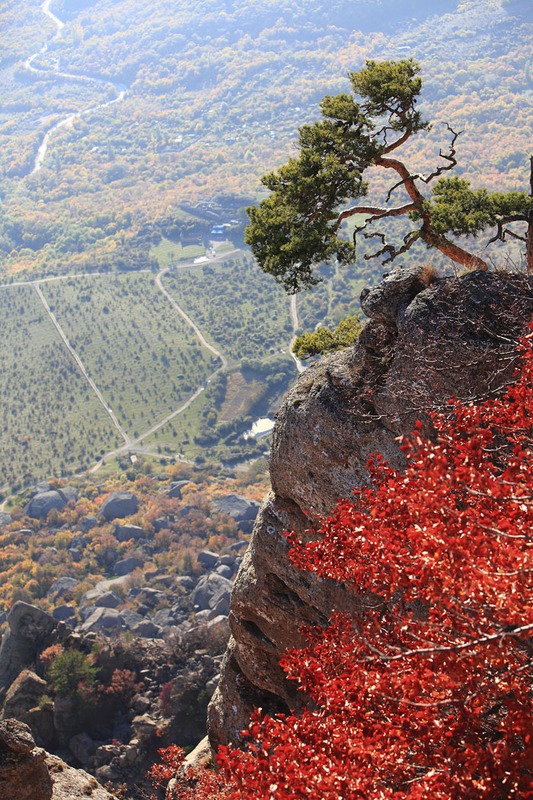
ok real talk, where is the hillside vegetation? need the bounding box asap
[0,0,531,276]
[0,0,531,493]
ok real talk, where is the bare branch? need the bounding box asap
[487,215,529,246]
[418,123,462,184]
[332,201,417,232]
[362,621,533,663]
[363,229,421,264]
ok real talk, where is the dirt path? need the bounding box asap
[33,282,130,445]
[289,295,305,374]
[156,268,228,370]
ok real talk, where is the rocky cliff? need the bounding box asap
[208,267,533,748]
[0,719,117,800]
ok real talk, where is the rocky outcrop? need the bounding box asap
[0,718,52,800]
[0,719,117,800]
[208,268,533,748]
[0,603,64,705]
[1,671,47,724]
[25,487,78,520]
[99,492,138,521]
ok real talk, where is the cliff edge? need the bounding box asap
[208,267,533,748]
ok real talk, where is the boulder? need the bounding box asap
[78,608,125,634]
[114,556,143,576]
[68,732,96,767]
[152,608,175,628]
[0,512,12,528]
[52,606,76,624]
[47,577,78,599]
[176,575,196,592]
[78,516,97,533]
[190,574,232,614]
[197,550,219,570]
[166,480,189,499]
[0,603,59,703]
[47,752,117,798]
[99,492,138,521]
[94,592,122,609]
[114,524,145,542]
[211,494,260,523]
[135,587,165,606]
[120,610,144,630]
[58,486,78,504]
[131,620,162,639]
[2,670,47,722]
[0,718,52,800]
[25,491,66,520]
[0,719,115,800]
[131,714,158,741]
[215,564,233,579]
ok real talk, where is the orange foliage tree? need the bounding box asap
[153,331,533,798]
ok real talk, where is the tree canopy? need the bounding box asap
[292,314,363,360]
[245,59,533,292]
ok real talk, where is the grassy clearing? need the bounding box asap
[162,253,293,364]
[151,237,206,265]
[41,273,216,437]
[218,371,265,422]
[0,285,122,491]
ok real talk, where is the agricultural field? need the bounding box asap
[40,272,217,438]
[161,253,294,364]
[0,285,122,492]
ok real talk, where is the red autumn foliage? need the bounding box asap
[154,331,533,798]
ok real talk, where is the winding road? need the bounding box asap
[25,0,127,174]
[9,0,304,479]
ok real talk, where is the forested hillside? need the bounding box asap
[0,0,531,494]
[0,0,531,276]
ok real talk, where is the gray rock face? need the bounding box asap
[0,603,59,704]
[99,492,139,521]
[2,670,47,723]
[114,523,145,542]
[0,512,12,527]
[114,556,143,576]
[208,269,533,749]
[212,494,260,522]
[79,608,125,633]
[25,491,66,520]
